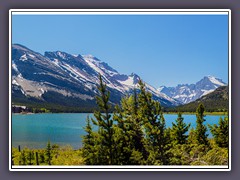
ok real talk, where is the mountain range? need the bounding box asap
[11,44,227,112]
[158,76,226,104]
[12,44,178,111]
[168,86,229,112]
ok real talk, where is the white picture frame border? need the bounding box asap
[9,9,231,171]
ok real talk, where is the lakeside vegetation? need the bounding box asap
[12,75,229,166]
[12,143,84,165]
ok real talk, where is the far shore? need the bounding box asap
[164,112,228,116]
[12,111,228,116]
[12,112,35,115]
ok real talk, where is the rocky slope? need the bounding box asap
[12,44,178,111]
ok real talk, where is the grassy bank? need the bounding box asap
[12,140,228,166]
[12,145,85,166]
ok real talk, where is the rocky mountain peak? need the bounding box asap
[158,76,227,104]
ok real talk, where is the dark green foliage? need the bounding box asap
[81,78,229,166]
[171,113,191,145]
[131,90,146,159]
[82,116,96,165]
[90,74,115,165]
[136,80,172,165]
[154,115,172,165]
[209,116,229,148]
[45,141,53,165]
[113,91,146,165]
[82,78,175,165]
[195,104,209,146]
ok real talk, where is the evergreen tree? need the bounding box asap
[113,91,145,165]
[154,113,172,165]
[137,80,171,165]
[82,116,96,165]
[208,116,229,148]
[171,113,191,145]
[45,141,53,165]
[112,99,134,165]
[195,104,209,146]
[130,89,147,164]
[91,74,115,165]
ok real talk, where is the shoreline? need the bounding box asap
[164,112,228,116]
[12,112,228,116]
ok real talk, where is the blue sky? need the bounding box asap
[12,14,229,87]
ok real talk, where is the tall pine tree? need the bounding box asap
[195,104,209,146]
[82,116,96,165]
[137,80,171,165]
[45,141,53,165]
[91,74,115,165]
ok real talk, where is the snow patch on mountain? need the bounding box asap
[28,54,36,58]
[83,55,105,76]
[157,86,164,92]
[60,63,89,82]
[83,55,118,77]
[12,44,179,107]
[12,79,19,86]
[158,76,227,104]
[118,76,135,88]
[12,62,19,73]
[57,51,67,60]
[207,75,226,86]
[201,89,215,96]
[20,54,27,61]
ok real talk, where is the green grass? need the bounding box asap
[12,145,85,166]
[12,141,228,166]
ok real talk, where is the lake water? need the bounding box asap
[12,113,225,149]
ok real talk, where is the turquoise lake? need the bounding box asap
[12,113,225,149]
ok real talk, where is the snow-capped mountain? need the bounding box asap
[12,44,178,109]
[158,76,227,104]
